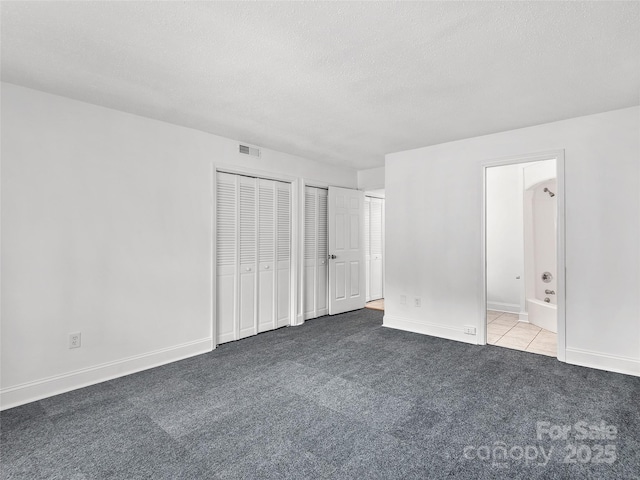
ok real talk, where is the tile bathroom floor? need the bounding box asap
[487,310,556,357]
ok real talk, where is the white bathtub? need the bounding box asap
[527,298,557,333]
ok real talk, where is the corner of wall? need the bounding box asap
[357,166,385,191]
[382,314,477,345]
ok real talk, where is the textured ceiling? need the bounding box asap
[2,1,639,170]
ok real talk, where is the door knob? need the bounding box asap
[329,254,337,259]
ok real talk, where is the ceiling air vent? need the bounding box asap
[239,144,260,157]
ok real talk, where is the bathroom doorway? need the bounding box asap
[482,152,565,359]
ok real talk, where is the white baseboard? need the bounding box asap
[0,337,213,411]
[383,317,639,378]
[487,301,520,313]
[302,310,328,321]
[383,315,477,345]
[565,347,640,377]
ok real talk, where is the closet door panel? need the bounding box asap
[276,182,291,327]
[370,197,383,300]
[258,268,274,333]
[277,268,290,327]
[303,189,317,317]
[316,189,328,315]
[238,176,257,339]
[364,197,371,302]
[370,260,383,300]
[216,172,292,343]
[303,267,315,316]
[239,272,255,338]
[258,179,276,332]
[216,173,238,344]
[216,270,236,343]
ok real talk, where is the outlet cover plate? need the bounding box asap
[69,332,81,349]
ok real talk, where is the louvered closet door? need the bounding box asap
[258,179,276,333]
[276,181,291,327]
[365,197,371,302]
[216,172,291,345]
[370,197,384,301]
[216,173,238,344]
[303,187,329,320]
[316,189,328,316]
[238,175,258,339]
[303,188,317,318]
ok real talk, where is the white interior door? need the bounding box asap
[216,172,291,344]
[303,187,329,320]
[303,188,317,318]
[216,173,237,344]
[257,179,275,333]
[316,189,328,315]
[275,181,291,327]
[369,197,384,300]
[328,186,365,315]
[238,175,257,339]
[364,197,371,302]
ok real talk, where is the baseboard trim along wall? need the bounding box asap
[383,315,477,345]
[0,337,213,411]
[487,301,520,313]
[302,311,328,321]
[565,347,640,377]
[384,316,640,378]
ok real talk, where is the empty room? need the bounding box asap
[1,1,639,479]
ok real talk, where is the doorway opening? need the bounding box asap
[365,191,385,311]
[483,153,565,358]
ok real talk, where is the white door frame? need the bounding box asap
[212,163,300,347]
[480,150,566,362]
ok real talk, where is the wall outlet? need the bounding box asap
[464,326,477,335]
[69,332,81,349]
[414,297,421,307]
[400,295,406,305]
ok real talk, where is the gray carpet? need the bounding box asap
[1,309,639,479]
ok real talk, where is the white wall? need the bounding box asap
[0,82,357,409]
[358,166,385,191]
[384,106,640,376]
[486,164,524,312]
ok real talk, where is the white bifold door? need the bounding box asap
[303,187,329,320]
[365,196,384,301]
[364,198,370,301]
[216,172,291,344]
[328,186,365,315]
